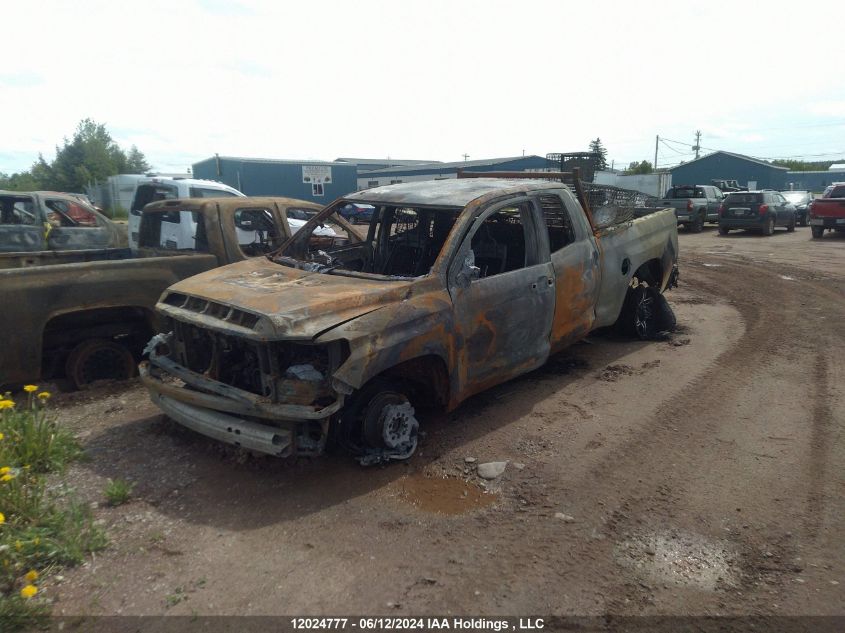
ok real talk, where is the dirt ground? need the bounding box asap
[41,224,843,618]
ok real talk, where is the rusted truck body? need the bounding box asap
[142,178,678,463]
[0,197,322,389]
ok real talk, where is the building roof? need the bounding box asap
[362,155,546,176]
[670,151,789,171]
[334,158,441,166]
[785,169,845,175]
[193,156,345,168]
[345,177,562,208]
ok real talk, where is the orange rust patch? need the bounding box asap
[395,474,498,515]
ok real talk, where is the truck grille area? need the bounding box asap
[169,320,336,407]
[173,321,269,396]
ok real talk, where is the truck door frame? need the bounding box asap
[447,195,554,399]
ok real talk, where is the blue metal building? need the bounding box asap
[669,151,789,191]
[192,156,358,203]
[357,155,550,189]
[784,170,845,192]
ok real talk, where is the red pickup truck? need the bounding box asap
[809,183,845,239]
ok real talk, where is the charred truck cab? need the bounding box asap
[142,178,679,464]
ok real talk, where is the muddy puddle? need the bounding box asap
[616,528,740,591]
[395,474,498,515]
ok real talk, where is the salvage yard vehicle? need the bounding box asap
[128,177,244,249]
[781,190,813,227]
[1,190,123,255]
[141,177,679,464]
[718,190,797,236]
[659,185,723,232]
[808,183,845,239]
[0,196,322,389]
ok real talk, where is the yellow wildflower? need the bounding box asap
[15,540,22,551]
[33,537,40,546]
[23,385,38,393]
[0,512,4,525]
[37,391,51,400]
[1,473,15,482]
[0,467,9,475]
[25,570,38,582]
[0,400,14,410]
[20,584,37,599]
[0,432,3,440]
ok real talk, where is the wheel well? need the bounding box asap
[632,259,662,287]
[378,355,450,409]
[42,307,155,377]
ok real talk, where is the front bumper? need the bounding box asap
[149,390,293,456]
[141,336,344,456]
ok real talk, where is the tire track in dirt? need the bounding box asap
[532,255,845,614]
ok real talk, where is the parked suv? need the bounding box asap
[718,191,796,236]
[781,190,812,226]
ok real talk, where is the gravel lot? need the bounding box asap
[42,224,844,618]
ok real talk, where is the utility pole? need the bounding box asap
[693,130,701,159]
[654,135,659,170]
[462,153,470,161]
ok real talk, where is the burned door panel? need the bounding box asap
[448,199,553,399]
[44,198,115,251]
[540,192,601,351]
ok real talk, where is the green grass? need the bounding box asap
[0,390,107,631]
[0,393,81,474]
[103,478,134,507]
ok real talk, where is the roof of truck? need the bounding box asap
[344,178,566,208]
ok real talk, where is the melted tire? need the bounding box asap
[65,338,136,390]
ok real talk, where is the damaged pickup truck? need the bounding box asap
[1,196,322,389]
[142,177,679,464]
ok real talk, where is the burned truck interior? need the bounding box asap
[276,202,544,280]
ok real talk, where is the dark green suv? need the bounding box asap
[718,191,797,236]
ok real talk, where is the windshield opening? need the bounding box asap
[274,202,461,279]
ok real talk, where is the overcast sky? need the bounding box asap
[3,0,843,174]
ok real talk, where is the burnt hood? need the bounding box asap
[158,258,414,340]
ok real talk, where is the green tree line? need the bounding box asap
[0,119,151,193]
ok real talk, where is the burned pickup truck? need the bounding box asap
[142,177,678,463]
[1,196,322,389]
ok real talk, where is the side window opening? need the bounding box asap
[131,184,178,215]
[538,194,576,252]
[189,187,239,198]
[470,204,530,279]
[0,197,37,225]
[139,210,208,252]
[45,200,99,228]
[234,207,282,256]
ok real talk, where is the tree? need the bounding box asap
[589,138,608,171]
[0,119,152,192]
[771,158,845,171]
[124,145,152,174]
[625,160,653,175]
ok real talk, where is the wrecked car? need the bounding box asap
[142,178,679,464]
[0,196,322,389]
[0,190,123,256]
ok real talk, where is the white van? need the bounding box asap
[128,177,244,249]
